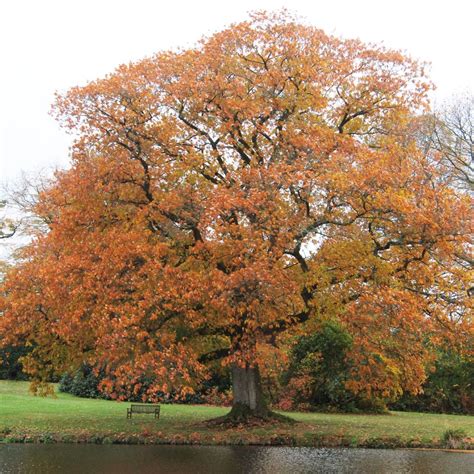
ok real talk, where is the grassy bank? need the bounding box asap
[1,381,472,449]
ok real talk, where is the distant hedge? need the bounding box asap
[0,345,30,381]
[389,351,473,415]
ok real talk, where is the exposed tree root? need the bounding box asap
[205,403,296,427]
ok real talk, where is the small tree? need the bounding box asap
[426,94,473,190]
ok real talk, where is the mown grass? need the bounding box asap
[1,380,472,448]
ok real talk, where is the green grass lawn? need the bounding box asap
[1,380,472,448]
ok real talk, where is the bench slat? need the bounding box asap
[132,406,156,413]
[126,404,161,419]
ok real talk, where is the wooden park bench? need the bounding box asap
[126,404,161,419]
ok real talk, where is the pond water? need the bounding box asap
[0,445,472,474]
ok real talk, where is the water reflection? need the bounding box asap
[0,445,472,474]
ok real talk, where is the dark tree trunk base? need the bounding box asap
[205,364,296,426]
[206,405,294,427]
[208,364,295,426]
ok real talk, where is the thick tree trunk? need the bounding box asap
[206,363,293,425]
[225,364,271,421]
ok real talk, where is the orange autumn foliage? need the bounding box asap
[0,11,471,402]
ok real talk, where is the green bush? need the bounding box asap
[285,321,353,407]
[0,345,30,380]
[59,364,102,398]
[390,351,473,415]
[282,321,386,412]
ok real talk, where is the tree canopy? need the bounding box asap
[0,11,471,419]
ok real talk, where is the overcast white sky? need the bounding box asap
[0,0,473,184]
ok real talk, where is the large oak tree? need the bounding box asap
[1,12,471,420]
